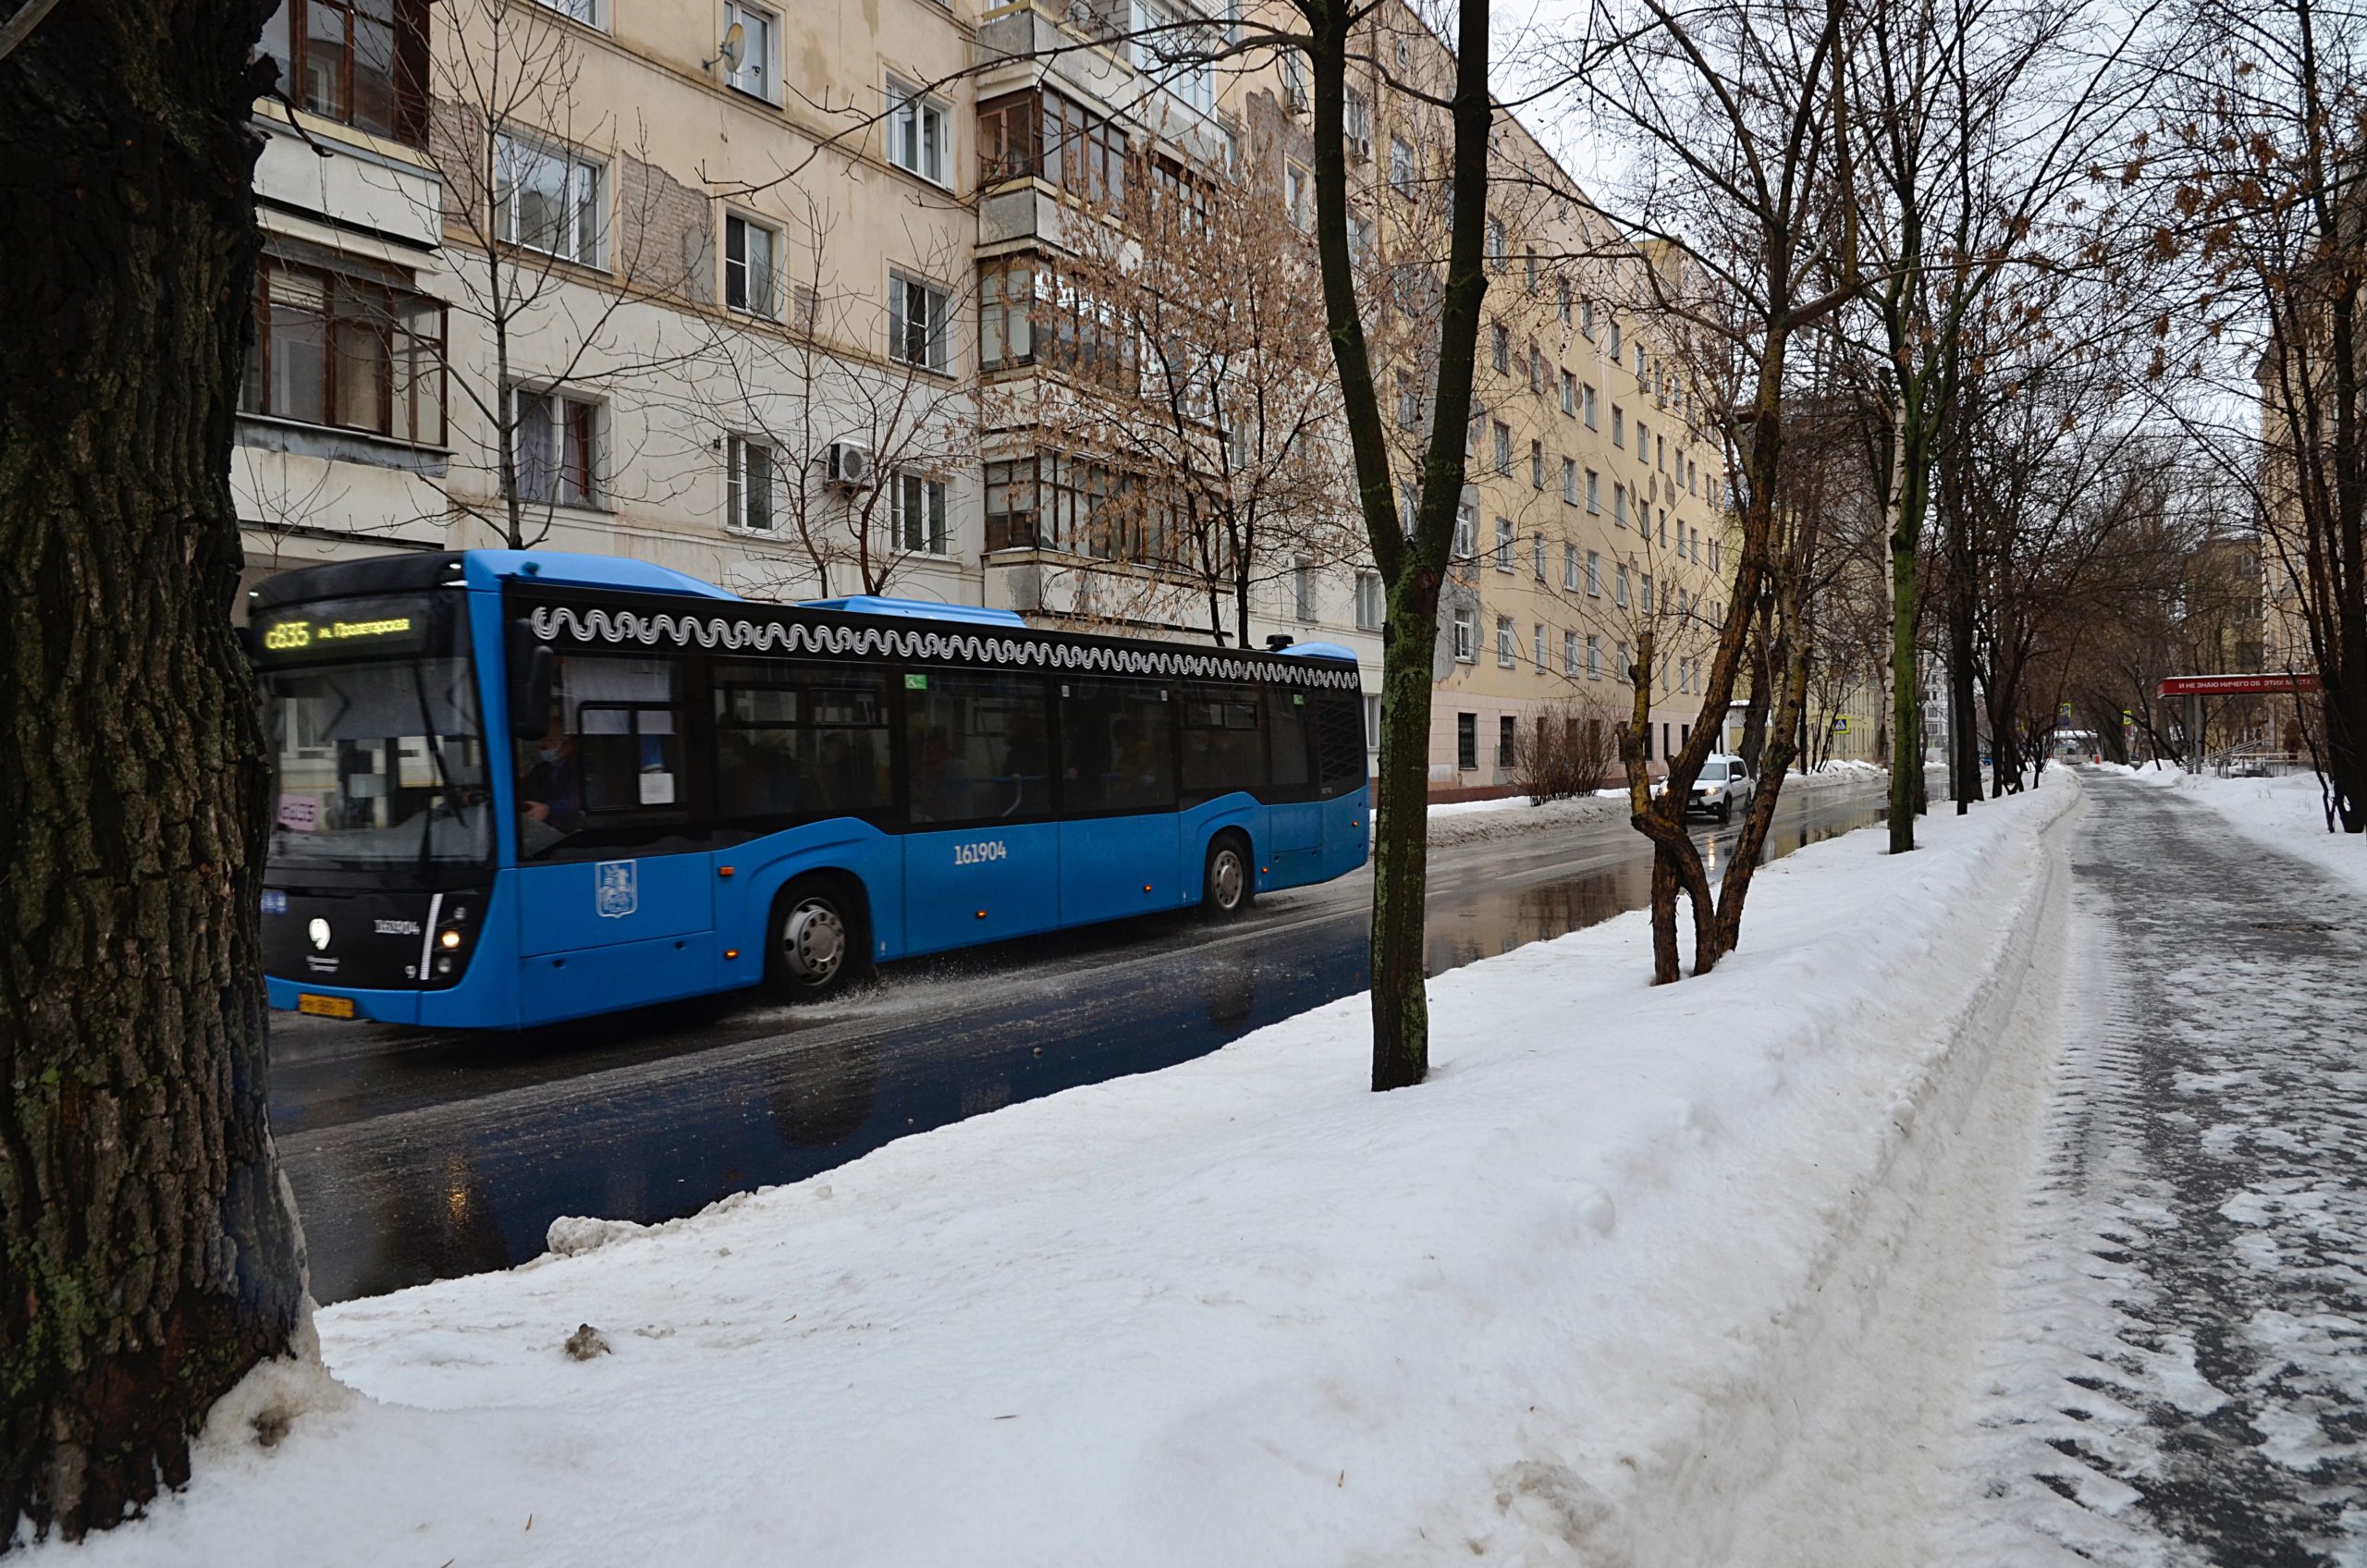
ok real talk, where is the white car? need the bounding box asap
[1651,754,1756,824]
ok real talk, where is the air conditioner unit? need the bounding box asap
[825,440,875,488]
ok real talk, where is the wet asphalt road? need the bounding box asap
[270,782,1893,1305]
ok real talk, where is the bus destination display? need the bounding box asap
[253,598,433,661]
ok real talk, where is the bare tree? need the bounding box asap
[689,190,980,599]
[1003,129,1362,643]
[415,0,708,548]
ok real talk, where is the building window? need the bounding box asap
[1495,616,1516,667]
[240,259,448,445]
[1586,470,1600,513]
[1562,542,1579,589]
[1526,248,1539,292]
[1615,641,1628,683]
[1453,606,1476,663]
[1710,537,1722,572]
[1614,564,1630,607]
[724,214,778,318]
[1491,324,1511,374]
[1533,623,1547,669]
[1498,714,1516,766]
[1613,484,1627,528]
[1294,561,1317,621]
[1528,342,1544,395]
[256,0,428,144]
[978,256,1038,370]
[1612,405,1625,447]
[1558,278,1573,327]
[1579,298,1594,338]
[1364,693,1381,752]
[1532,533,1546,581]
[1389,136,1417,199]
[886,76,949,183]
[539,0,601,22]
[1640,573,1654,613]
[1562,457,1577,505]
[1343,88,1371,158]
[1530,440,1545,489]
[1355,570,1383,631]
[726,435,775,532]
[1397,373,1423,429]
[1487,214,1506,266]
[1453,505,1477,562]
[889,270,950,371]
[494,135,604,264]
[1494,517,1515,571]
[1587,633,1601,678]
[1608,320,1622,359]
[1583,383,1598,429]
[1561,368,1576,416]
[724,1,779,101]
[887,471,949,554]
[1457,712,1478,769]
[1586,550,1601,595]
[1564,631,1578,675]
[1492,422,1513,474]
[1133,0,1217,114]
[978,89,1127,205]
[512,386,599,508]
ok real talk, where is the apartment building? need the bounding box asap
[236,0,1728,793]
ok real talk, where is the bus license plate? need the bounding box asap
[297,993,355,1019]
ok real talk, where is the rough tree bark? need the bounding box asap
[1,0,304,1541]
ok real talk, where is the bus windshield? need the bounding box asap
[256,594,492,876]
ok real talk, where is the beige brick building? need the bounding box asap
[238,0,1729,794]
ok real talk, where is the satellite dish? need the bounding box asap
[716,20,745,72]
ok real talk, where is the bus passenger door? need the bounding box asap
[1055,678,1181,925]
[901,669,1060,954]
[1260,689,1322,886]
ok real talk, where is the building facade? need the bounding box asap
[239,0,1728,793]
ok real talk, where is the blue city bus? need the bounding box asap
[251,549,1370,1028]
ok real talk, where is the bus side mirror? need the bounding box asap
[510,644,556,740]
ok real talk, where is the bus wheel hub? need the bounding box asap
[783,900,844,981]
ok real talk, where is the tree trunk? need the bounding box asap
[1887,407,1926,853]
[1,1,304,1541]
[1737,612,1772,772]
[1717,628,1811,956]
[1367,574,1440,1087]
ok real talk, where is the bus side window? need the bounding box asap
[1265,687,1314,791]
[712,659,890,826]
[1059,678,1175,815]
[907,670,1052,826]
[1180,681,1262,805]
[1313,691,1367,796]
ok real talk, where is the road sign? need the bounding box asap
[1833,715,1849,733]
[2157,672,2322,697]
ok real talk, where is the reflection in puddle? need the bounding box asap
[296,790,1888,1304]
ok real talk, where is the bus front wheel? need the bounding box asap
[1201,833,1254,919]
[766,877,868,1002]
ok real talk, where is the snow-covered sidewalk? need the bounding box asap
[33,783,2076,1568]
[1423,761,1888,849]
[2104,762,2366,899]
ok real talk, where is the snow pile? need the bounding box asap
[2109,765,2364,899]
[35,786,2078,1568]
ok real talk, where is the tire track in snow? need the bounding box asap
[1941,778,2366,1567]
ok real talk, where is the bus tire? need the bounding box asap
[1201,832,1254,919]
[765,876,868,1002]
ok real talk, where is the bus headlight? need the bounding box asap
[439,927,463,950]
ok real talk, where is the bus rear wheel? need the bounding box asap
[766,878,867,1002]
[1201,833,1254,919]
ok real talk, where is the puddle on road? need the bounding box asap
[293,790,1890,1304]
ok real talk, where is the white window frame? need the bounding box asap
[1587,633,1601,679]
[889,269,951,372]
[1532,533,1546,580]
[1563,543,1579,590]
[885,75,950,185]
[1586,550,1601,596]
[1452,506,1477,562]
[1453,605,1476,662]
[1494,516,1515,572]
[1293,560,1317,621]
[1533,623,1546,671]
[889,469,950,555]
[726,433,776,533]
[1562,457,1577,505]
[1582,383,1598,430]
[1495,615,1516,668]
[1561,368,1576,416]
[1389,136,1416,199]
[538,0,603,26]
[1564,630,1579,676]
[1354,570,1383,631]
[510,386,602,509]
[494,134,605,265]
[1615,564,1630,608]
[725,1,781,103]
[724,212,779,319]
[1586,470,1600,514]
